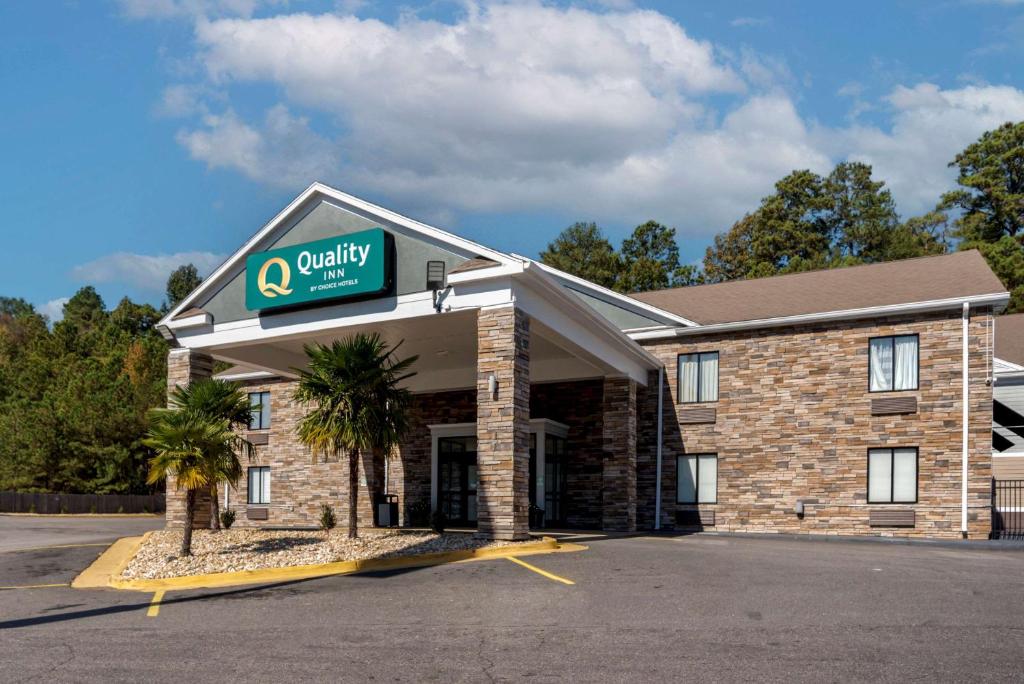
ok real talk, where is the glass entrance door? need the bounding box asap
[438,436,477,525]
[544,434,568,526]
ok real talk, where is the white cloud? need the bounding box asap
[832,83,1024,213]
[161,4,1024,234]
[40,297,70,324]
[177,105,341,188]
[71,251,226,293]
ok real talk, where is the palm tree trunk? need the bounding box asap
[209,483,220,531]
[182,489,196,557]
[348,447,359,539]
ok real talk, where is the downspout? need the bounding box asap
[654,366,664,530]
[961,302,970,539]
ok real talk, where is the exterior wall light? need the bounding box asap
[488,374,498,399]
[426,260,447,313]
[795,500,805,518]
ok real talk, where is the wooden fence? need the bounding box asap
[0,491,165,514]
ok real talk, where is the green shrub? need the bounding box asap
[407,500,430,527]
[28,503,36,514]
[430,509,447,534]
[319,504,337,531]
[220,509,236,529]
[89,504,97,514]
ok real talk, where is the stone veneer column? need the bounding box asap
[602,376,637,532]
[476,306,531,540]
[165,348,214,529]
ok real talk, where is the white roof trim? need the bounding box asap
[158,182,525,330]
[526,258,699,328]
[520,261,662,371]
[215,369,278,382]
[995,357,1024,373]
[165,311,213,331]
[629,292,1012,340]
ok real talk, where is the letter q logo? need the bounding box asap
[257,257,294,298]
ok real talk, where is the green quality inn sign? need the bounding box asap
[245,227,389,311]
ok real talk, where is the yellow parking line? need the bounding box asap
[506,556,575,585]
[0,582,68,590]
[146,590,165,617]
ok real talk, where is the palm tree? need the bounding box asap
[294,334,417,539]
[168,378,254,530]
[144,410,236,556]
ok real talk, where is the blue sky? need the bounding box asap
[2,0,1023,319]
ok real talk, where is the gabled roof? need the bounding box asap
[630,250,1008,327]
[449,256,501,274]
[158,182,526,329]
[996,313,1024,368]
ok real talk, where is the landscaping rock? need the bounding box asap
[120,528,530,580]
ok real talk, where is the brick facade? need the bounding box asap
[165,348,213,529]
[637,309,994,539]
[475,306,531,540]
[602,377,637,531]
[168,307,994,540]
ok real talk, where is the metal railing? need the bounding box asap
[992,479,1024,540]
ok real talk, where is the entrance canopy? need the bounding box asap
[157,182,662,387]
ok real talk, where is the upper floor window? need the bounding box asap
[248,391,271,430]
[869,335,918,392]
[678,351,719,403]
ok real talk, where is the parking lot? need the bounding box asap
[2,517,1024,682]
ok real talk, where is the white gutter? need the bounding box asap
[654,365,664,530]
[961,302,969,539]
[629,292,1011,341]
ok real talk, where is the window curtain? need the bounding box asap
[869,338,893,391]
[892,448,916,502]
[261,469,271,504]
[699,353,719,402]
[259,393,271,429]
[697,455,717,503]
[679,355,698,403]
[868,449,892,503]
[677,456,697,503]
[894,336,918,390]
[248,470,259,503]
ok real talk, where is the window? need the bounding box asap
[869,335,918,392]
[247,466,270,505]
[248,391,271,430]
[678,352,719,403]
[677,454,717,504]
[867,448,917,503]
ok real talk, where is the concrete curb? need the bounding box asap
[75,534,584,592]
[71,532,153,589]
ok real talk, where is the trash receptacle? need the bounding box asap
[375,493,399,528]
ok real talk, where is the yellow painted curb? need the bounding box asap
[71,532,152,589]
[99,535,583,592]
